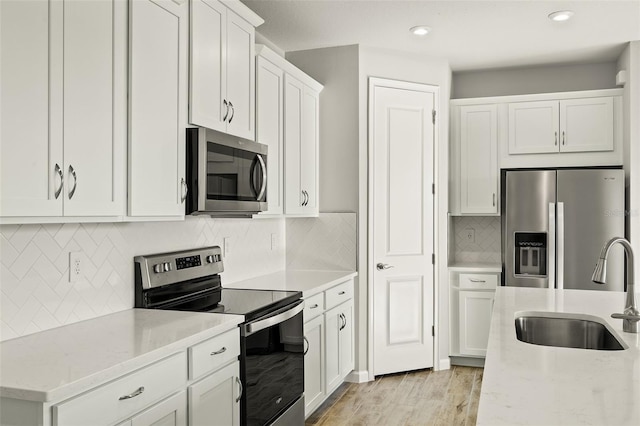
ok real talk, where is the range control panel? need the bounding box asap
[135,246,224,290]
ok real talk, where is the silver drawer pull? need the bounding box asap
[469,278,486,283]
[210,347,227,356]
[310,304,319,309]
[119,386,145,401]
[235,377,243,403]
[338,291,346,295]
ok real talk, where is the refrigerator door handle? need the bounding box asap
[557,202,565,290]
[548,202,556,289]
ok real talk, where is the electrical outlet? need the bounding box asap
[69,252,82,282]
[223,237,231,257]
[271,233,277,251]
[465,228,475,243]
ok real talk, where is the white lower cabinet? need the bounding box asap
[458,290,495,357]
[450,271,499,359]
[303,279,355,418]
[188,361,240,426]
[130,391,187,426]
[303,314,325,416]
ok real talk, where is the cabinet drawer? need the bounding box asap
[304,293,324,321]
[325,280,353,310]
[189,327,240,380]
[459,273,498,290]
[54,352,186,426]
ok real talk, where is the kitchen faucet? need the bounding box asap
[592,237,640,333]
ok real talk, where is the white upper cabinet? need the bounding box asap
[508,100,559,154]
[508,96,615,155]
[255,53,284,216]
[0,0,126,219]
[284,75,321,216]
[128,0,188,217]
[459,104,499,215]
[189,0,262,141]
[559,97,614,152]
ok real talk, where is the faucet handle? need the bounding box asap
[611,313,640,321]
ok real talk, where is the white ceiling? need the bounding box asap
[240,0,640,71]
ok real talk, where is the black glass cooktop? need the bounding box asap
[208,288,302,321]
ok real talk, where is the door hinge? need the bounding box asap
[432,110,436,124]
[432,325,435,337]
[431,253,435,265]
[432,183,435,195]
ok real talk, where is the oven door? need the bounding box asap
[241,301,305,426]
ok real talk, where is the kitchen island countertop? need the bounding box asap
[478,286,640,425]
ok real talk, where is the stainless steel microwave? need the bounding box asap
[185,128,267,217]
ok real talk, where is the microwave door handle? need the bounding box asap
[244,301,304,336]
[256,154,267,201]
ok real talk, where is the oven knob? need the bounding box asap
[163,262,172,272]
[206,255,214,264]
[153,264,163,274]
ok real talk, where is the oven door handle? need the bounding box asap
[244,300,304,336]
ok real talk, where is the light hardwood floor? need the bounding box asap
[305,366,483,426]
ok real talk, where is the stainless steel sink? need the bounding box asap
[515,313,626,351]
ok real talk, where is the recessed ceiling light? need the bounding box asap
[548,10,574,22]
[410,26,431,36]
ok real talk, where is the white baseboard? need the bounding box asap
[345,370,371,383]
[436,357,451,371]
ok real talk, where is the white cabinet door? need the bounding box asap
[459,290,495,357]
[560,97,614,153]
[284,75,320,216]
[459,104,498,214]
[189,0,225,133]
[508,100,559,154]
[129,0,188,217]
[0,0,62,217]
[225,9,255,140]
[303,314,325,417]
[338,301,354,380]
[255,55,284,216]
[188,361,240,426]
[63,0,125,216]
[131,391,187,426]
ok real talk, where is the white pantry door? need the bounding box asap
[371,79,435,376]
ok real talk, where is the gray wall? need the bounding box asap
[452,61,618,99]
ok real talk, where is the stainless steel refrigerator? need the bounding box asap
[502,168,624,291]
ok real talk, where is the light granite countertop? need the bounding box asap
[478,287,640,425]
[226,270,358,298]
[0,309,243,403]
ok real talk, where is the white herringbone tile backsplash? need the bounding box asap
[0,217,285,341]
[451,216,501,264]
[286,213,357,271]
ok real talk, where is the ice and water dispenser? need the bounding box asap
[514,232,547,277]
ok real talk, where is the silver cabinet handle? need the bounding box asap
[310,304,318,309]
[562,130,565,145]
[303,190,310,206]
[68,165,77,199]
[181,178,188,203]
[338,291,346,295]
[228,101,235,123]
[376,263,393,271]
[492,193,496,207]
[222,100,229,122]
[235,377,243,403]
[256,154,267,201]
[54,163,64,199]
[210,347,226,356]
[303,336,309,355]
[119,386,145,401]
[554,131,558,146]
[339,313,346,331]
[301,190,307,206]
[469,278,486,283]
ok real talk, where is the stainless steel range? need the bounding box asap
[134,246,305,426]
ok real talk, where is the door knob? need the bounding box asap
[376,263,393,271]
